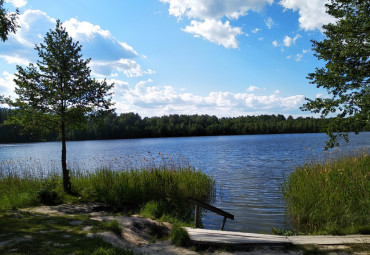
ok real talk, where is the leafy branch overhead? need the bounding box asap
[301,0,369,148]
[0,0,19,42]
[2,20,115,193]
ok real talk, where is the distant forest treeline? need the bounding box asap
[0,107,364,143]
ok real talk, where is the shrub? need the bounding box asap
[37,178,62,205]
[170,223,190,247]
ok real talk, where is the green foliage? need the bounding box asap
[104,220,122,236]
[0,0,19,42]
[37,177,63,205]
[3,20,115,132]
[170,223,191,247]
[357,225,370,235]
[271,227,295,236]
[73,167,215,221]
[301,0,370,148]
[0,160,215,224]
[282,150,370,234]
[1,109,356,143]
[140,200,166,219]
[0,20,114,193]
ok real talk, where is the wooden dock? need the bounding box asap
[185,228,370,246]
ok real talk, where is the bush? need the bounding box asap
[170,223,190,247]
[37,178,62,205]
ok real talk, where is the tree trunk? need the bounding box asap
[61,119,71,194]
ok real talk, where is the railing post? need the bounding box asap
[194,204,199,228]
[220,216,227,231]
[188,196,233,230]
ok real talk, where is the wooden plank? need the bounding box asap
[288,235,370,245]
[187,197,234,220]
[185,228,290,245]
[185,228,370,246]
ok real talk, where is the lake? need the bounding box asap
[0,132,369,233]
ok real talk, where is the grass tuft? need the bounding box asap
[0,155,215,224]
[282,149,370,234]
[104,220,122,236]
[170,222,191,247]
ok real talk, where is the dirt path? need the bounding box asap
[14,204,369,255]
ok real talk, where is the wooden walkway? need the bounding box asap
[185,228,370,246]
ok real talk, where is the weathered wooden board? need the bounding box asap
[185,228,370,246]
[185,228,290,245]
[288,235,370,245]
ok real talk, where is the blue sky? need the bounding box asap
[0,0,334,117]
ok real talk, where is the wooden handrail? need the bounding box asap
[187,196,234,231]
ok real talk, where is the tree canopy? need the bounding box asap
[301,0,369,148]
[0,0,18,42]
[1,20,114,192]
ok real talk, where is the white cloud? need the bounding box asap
[251,28,261,33]
[0,9,55,64]
[5,0,27,8]
[0,54,29,65]
[160,0,274,20]
[272,40,278,47]
[182,19,242,49]
[160,0,273,48]
[315,93,329,99]
[63,18,138,60]
[279,0,336,31]
[112,79,305,117]
[90,59,155,78]
[264,17,274,29]
[246,85,260,92]
[283,34,300,47]
[294,49,309,62]
[295,53,303,62]
[9,9,56,48]
[0,71,16,98]
[0,10,141,67]
[63,18,111,40]
[0,10,152,82]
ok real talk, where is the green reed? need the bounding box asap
[282,149,370,234]
[72,166,215,219]
[0,156,215,221]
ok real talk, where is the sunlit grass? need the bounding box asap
[0,154,215,222]
[282,149,370,235]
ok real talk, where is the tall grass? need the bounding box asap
[282,150,370,234]
[0,155,215,222]
[72,166,215,219]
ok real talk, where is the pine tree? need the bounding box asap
[3,20,114,193]
[301,0,369,148]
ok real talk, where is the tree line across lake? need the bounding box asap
[0,107,351,143]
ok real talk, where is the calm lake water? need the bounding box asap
[1,132,369,233]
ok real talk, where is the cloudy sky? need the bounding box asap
[0,0,334,117]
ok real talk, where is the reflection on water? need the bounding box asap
[1,132,369,233]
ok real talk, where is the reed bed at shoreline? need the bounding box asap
[0,155,215,221]
[282,150,370,235]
